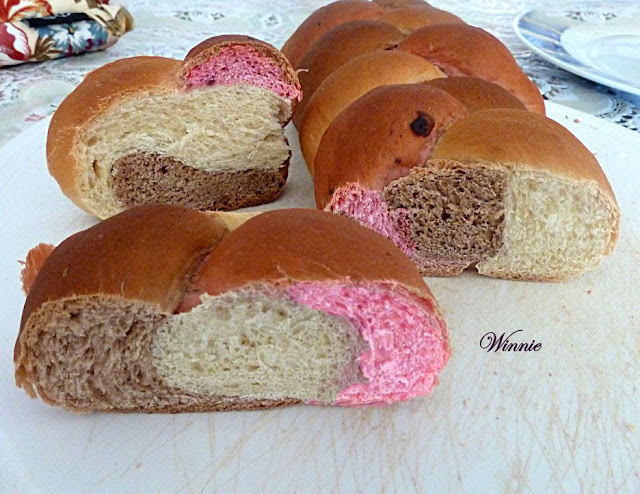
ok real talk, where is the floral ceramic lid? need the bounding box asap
[0,0,133,67]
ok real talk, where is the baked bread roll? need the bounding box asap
[293,19,405,129]
[424,77,526,112]
[299,51,445,174]
[281,0,385,69]
[47,35,301,219]
[316,102,619,280]
[15,205,450,412]
[398,24,545,114]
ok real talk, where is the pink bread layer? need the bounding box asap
[186,44,302,100]
[329,184,416,258]
[289,282,449,406]
[329,183,438,271]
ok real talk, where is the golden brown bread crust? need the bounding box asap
[21,243,55,296]
[424,77,527,112]
[293,19,404,129]
[431,109,620,250]
[380,5,465,34]
[398,24,545,114]
[314,84,468,208]
[190,209,436,305]
[177,34,301,114]
[47,57,182,215]
[281,0,385,68]
[299,51,445,174]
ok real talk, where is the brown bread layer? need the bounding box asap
[112,152,289,211]
[383,164,508,274]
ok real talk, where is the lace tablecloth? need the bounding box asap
[0,0,638,147]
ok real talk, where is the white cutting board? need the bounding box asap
[0,102,638,493]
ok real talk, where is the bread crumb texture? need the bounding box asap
[331,164,616,280]
[477,170,617,280]
[77,85,291,217]
[17,282,448,410]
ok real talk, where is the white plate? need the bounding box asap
[514,4,640,96]
[1,103,639,493]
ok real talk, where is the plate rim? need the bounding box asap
[513,6,640,97]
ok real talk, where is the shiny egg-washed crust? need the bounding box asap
[281,0,385,69]
[293,19,404,129]
[177,34,302,114]
[299,51,445,174]
[15,206,442,412]
[430,108,620,251]
[398,24,545,114]
[424,77,527,113]
[314,84,469,208]
[380,5,465,34]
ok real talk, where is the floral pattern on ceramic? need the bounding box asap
[0,0,133,67]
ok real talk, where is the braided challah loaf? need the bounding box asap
[286,1,619,281]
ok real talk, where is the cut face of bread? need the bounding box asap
[18,282,447,411]
[79,85,291,217]
[476,170,616,280]
[324,109,620,280]
[330,165,616,280]
[330,164,507,276]
[48,37,301,219]
[182,44,301,100]
[15,206,449,411]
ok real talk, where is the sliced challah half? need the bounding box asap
[47,35,301,219]
[315,91,619,280]
[15,205,449,412]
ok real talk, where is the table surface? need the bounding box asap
[0,0,638,148]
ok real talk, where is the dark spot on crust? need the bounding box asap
[329,187,335,195]
[410,111,435,137]
[395,158,402,164]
